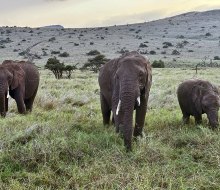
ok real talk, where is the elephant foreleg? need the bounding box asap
[100,93,111,125]
[195,114,202,125]
[134,95,147,138]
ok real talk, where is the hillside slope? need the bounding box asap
[0,9,219,67]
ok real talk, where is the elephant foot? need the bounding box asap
[0,112,6,117]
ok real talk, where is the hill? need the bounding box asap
[0,9,219,67]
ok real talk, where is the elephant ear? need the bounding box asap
[6,69,13,86]
[144,59,152,98]
[192,85,203,114]
[4,62,25,90]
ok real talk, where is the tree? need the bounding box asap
[82,54,108,73]
[64,65,77,79]
[45,57,65,79]
[45,57,78,79]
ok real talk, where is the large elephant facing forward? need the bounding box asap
[98,51,152,151]
[177,79,220,128]
[0,60,39,117]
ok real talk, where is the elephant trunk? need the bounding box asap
[207,109,219,129]
[0,93,6,117]
[119,80,137,151]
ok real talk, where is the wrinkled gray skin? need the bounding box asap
[0,60,39,117]
[98,51,152,151]
[177,79,220,128]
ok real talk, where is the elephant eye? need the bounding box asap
[138,72,145,82]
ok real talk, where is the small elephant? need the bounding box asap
[0,60,40,117]
[177,79,220,128]
[98,51,152,151]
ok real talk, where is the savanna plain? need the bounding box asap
[1,9,220,190]
[0,68,220,189]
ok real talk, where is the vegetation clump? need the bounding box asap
[45,57,77,79]
[214,56,220,60]
[82,54,108,73]
[59,52,70,57]
[172,49,180,55]
[86,50,100,56]
[151,60,165,68]
[163,42,173,47]
[139,43,148,48]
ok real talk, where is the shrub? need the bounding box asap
[82,54,108,73]
[139,43,148,48]
[214,56,220,60]
[64,65,77,79]
[48,37,56,42]
[86,50,100,56]
[151,60,165,68]
[149,50,156,55]
[163,42,173,47]
[172,50,180,55]
[59,52,70,57]
[205,32,212,36]
[117,49,129,54]
[51,51,60,55]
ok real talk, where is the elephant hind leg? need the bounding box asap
[25,88,38,112]
[100,93,111,125]
[24,98,34,112]
[182,113,190,124]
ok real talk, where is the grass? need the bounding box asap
[0,68,220,189]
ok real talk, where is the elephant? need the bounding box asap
[177,79,220,128]
[0,60,40,117]
[98,51,152,151]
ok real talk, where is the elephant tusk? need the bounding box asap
[137,96,140,106]
[7,88,9,98]
[116,100,121,115]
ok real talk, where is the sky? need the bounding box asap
[0,0,220,28]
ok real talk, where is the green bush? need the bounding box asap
[86,50,100,56]
[151,60,165,68]
[214,56,220,60]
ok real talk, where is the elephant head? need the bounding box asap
[0,62,24,117]
[112,52,152,150]
[192,82,220,128]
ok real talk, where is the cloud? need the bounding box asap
[93,10,168,27]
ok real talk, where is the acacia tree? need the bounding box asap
[45,57,65,79]
[64,65,77,79]
[82,54,108,73]
[45,57,77,79]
